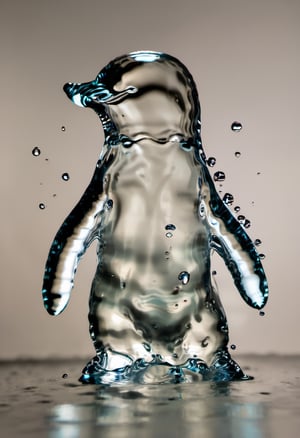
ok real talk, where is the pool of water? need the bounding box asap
[1,355,299,437]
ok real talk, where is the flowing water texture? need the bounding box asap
[41,51,268,384]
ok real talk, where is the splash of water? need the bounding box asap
[41,51,268,384]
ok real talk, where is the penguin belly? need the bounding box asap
[88,141,227,368]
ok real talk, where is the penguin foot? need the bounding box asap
[79,349,251,385]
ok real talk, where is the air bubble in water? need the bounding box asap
[259,311,265,316]
[166,232,173,238]
[212,270,217,276]
[223,193,234,206]
[178,271,190,285]
[32,147,41,156]
[143,343,151,352]
[62,173,70,181]
[165,224,176,231]
[235,151,241,158]
[259,254,266,260]
[62,373,68,379]
[39,203,46,210]
[106,199,113,209]
[234,206,240,212]
[207,157,216,167]
[61,126,66,132]
[254,239,262,246]
[213,171,225,182]
[230,344,236,350]
[231,121,242,132]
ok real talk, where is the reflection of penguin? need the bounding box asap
[42,51,268,384]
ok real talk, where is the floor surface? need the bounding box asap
[1,355,299,437]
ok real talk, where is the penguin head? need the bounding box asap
[64,51,201,148]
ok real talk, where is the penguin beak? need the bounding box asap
[63,82,90,107]
[63,81,138,108]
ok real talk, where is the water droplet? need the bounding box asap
[39,203,46,210]
[165,224,176,231]
[235,151,241,158]
[254,239,262,246]
[178,271,190,285]
[32,147,41,156]
[259,311,265,316]
[231,121,242,132]
[62,173,70,181]
[213,171,225,182]
[61,126,66,132]
[166,232,173,238]
[223,193,234,206]
[62,373,68,379]
[244,219,251,228]
[259,253,266,260]
[237,215,246,225]
[230,344,237,350]
[234,206,240,212]
[207,157,216,167]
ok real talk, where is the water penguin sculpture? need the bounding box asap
[42,51,268,384]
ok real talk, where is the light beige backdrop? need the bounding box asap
[1,0,299,359]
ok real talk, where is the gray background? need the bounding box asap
[1,0,299,359]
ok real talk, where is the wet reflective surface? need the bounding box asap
[1,356,299,437]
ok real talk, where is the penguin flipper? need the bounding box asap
[201,169,268,309]
[41,151,116,315]
[42,192,106,316]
